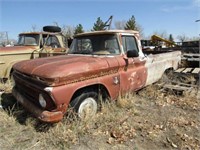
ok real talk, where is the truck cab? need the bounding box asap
[11,30,181,122]
[0,26,68,79]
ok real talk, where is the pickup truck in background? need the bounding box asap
[0,26,68,80]
[12,30,181,122]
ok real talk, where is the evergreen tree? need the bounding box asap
[74,24,84,35]
[92,17,106,31]
[169,34,174,42]
[124,15,138,30]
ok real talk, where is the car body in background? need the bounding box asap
[0,26,68,79]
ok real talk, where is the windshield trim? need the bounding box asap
[17,34,40,46]
[67,53,116,57]
[68,34,121,56]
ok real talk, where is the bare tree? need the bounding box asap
[188,36,200,41]
[0,32,5,46]
[31,25,37,32]
[152,30,168,39]
[61,25,75,38]
[53,21,59,27]
[0,31,9,46]
[136,23,144,39]
[0,32,5,41]
[114,19,144,38]
[114,20,126,29]
[177,34,188,42]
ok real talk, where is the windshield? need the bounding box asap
[69,34,120,55]
[17,34,39,46]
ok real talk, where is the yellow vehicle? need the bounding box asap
[151,35,178,48]
[0,26,68,80]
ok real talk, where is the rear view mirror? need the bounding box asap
[127,50,139,58]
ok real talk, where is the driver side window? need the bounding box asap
[122,36,139,53]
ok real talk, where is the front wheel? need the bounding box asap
[70,91,99,119]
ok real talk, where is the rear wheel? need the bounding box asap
[70,91,98,119]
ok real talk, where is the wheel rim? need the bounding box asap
[78,97,97,119]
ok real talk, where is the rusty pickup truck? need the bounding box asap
[0,26,67,80]
[11,30,181,122]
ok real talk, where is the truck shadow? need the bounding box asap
[0,93,53,132]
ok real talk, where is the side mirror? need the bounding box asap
[127,50,139,58]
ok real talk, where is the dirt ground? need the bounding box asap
[0,81,200,150]
[71,85,200,150]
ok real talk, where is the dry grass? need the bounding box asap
[0,81,140,149]
[0,80,12,93]
[0,80,200,150]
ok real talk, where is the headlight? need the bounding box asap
[39,94,46,108]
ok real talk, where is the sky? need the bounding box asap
[0,0,200,41]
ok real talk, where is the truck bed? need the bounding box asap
[143,50,175,55]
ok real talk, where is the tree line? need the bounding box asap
[1,15,199,46]
[61,15,140,38]
[58,15,199,42]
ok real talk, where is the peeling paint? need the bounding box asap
[12,30,181,122]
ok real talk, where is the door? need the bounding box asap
[119,35,147,93]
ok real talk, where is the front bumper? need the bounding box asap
[12,87,63,123]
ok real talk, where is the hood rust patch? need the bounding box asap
[13,55,120,86]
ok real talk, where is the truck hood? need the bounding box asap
[13,55,119,86]
[0,46,38,54]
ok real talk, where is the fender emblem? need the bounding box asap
[113,76,119,85]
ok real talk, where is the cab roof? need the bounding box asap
[75,30,139,37]
[19,32,61,35]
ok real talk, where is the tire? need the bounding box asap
[43,26,61,33]
[70,91,99,119]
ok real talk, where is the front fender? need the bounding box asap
[4,59,26,78]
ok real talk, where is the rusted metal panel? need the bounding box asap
[182,68,193,73]
[116,56,147,93]
[183,53,200,57]
[0,46,37,54]
[186,58,200,61]
[11,30,181,122]
[75,30,139,37]
[12,87,63,122]
[162,84,193,91]
[175,68,186,73]
[13,55,119,86]
[182,53,200,61]
[192,68,200,74]
[145,51,181,86]
[175,68,200,74]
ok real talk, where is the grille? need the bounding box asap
[13,71,56,110]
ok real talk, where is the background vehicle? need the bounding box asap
[0,26,68,79]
